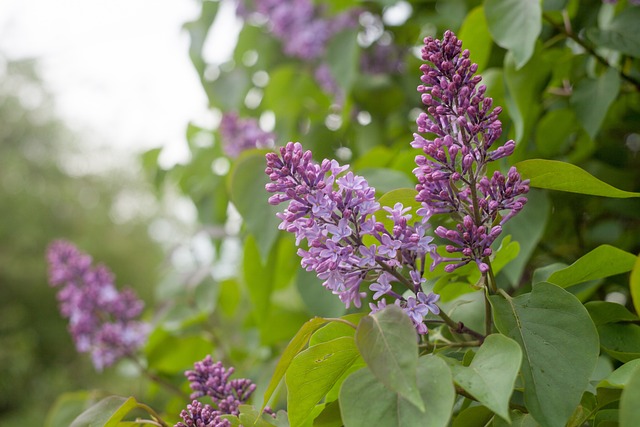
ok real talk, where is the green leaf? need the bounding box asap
[503,46,550,143]
[598,359,640,389]
[586,301,639,326]
[286,337,361,427]
[547,244,637,288]
[620,364,640,427]
[310,313,364,346]
[570,68,621,140]
[586,7,640,58]
[447,335,522,422]
[296,269,346,318]
[327,29,360,94]
[262,317,329,410]
[598,323,640,363]
[45,391,99,427]
[490,282,600,427]
[208,67,251,110]
[339,356,455,427]
[458,6,492,72]
[70,396,138,427]
[630,254,640,317]
[534,108,580,157]
[243,234,274,320]
[451,406,494,427]
[514,159,640,197]
[358,168,415,194]
[485,0,542,68]
[355,305,423,411]
[499,189,550,286]
[228,150,282,259]
[145,330,212,374]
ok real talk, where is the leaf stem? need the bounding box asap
[437,310,486,343]
[325,317,358,329]
[542,11,640,91]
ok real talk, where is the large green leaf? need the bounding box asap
[45,391,99,427]
[503,46,550,143]
[262,317,329,410]
[458,6,492,72]
[586,301,639,326]
[243,234,275,320]
[447,335,522,422]
[499,189,550,286]
[485,0,541,68]
[327,29,360,94]
[296,269,346,318]
[620,364,640,427]
[228,150,282,259]
[70,396,138,427]
[355,305,423,411]
[339,356,455,427]
[598,323,640,363]
[490,282,600,427]
[286,337,361,427]
[586,7,640,58]
[570,68,621,140]
[514,159,640,198]
[630,254,640,317]
[547,245,637,288]
[598,359,640,389]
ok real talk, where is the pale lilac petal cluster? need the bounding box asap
[413,31,529,273]
[266,142,440,333]
[249,0,358,60]
[175,400,231,427]
[219,112,275,158]
[46,240,149,371]
[185,355,256,416]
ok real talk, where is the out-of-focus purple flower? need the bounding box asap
[185,355,256,416]
[219,112,275,158]
[175,400,231,427]
[46,240,149,371]
[314,63,344,104]
[361,41,406,75]
[247,0,358,60]
[265,141,440,333]
[413,31,529,274]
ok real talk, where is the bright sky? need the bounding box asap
[0,0,239,166]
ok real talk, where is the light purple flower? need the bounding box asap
[46,240,148,371]
[219,112,275,158]
[266,142,440,332]
[175,400,230,427]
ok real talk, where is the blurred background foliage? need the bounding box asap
[0,58,164,425]
[2,0,640,425]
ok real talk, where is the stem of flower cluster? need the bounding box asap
[437,309,485,343]
[129,357,191,400]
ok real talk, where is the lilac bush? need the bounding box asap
[46,240,149,371]
[264,30,529,333]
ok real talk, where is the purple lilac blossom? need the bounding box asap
[185,355,256,416]
[246,0,358,60]
[46,240,149,371]
[413,31,529,274]
[175,400,231,427]
[361,41,406,75]
[219,112,276,158]
[265,141,440,333]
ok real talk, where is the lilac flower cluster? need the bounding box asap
[175,400,231,427]
[219,112,276,158]
[46,240,149,371]
[185,355,256,416]
[413,31,529,273]
[265,142,440,333]
[360,41,406,76]
[245,0,358,60]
